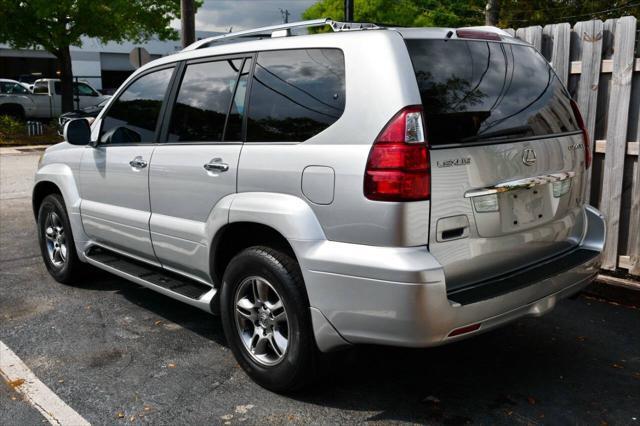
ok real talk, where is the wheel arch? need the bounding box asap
[33,163,89,256]
[207,192,325,313]
[210,221,299,287]
[32,180,63,219]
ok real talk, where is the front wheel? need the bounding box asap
[37,194,84,284]
[220,246,318,392]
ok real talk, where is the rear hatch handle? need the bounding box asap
[464,171,576,198]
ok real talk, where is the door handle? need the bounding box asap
[129,156,148,169]
[203,158,229,172]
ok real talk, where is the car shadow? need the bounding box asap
[75,267,227,347]
[77,269,632,424]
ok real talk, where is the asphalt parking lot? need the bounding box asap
[1,151,639,425]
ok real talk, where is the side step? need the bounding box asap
[84,246,216,313]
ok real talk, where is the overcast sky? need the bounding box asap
[172,0,318,33]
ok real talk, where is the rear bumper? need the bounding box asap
[295,205,605,352]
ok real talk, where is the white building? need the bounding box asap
[0,31,219,94]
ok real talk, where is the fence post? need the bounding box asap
[515,26,542,50]
[573,19,604,198]
[599,16,637,270]
[542,23,571,84]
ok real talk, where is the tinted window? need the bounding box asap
[405,40,579,145]
[168,59,243,142]
[247,49,345,142]
[54,82,98,96]
[0,82,28,94]
[76,83,98,96]
[100,67,173,144]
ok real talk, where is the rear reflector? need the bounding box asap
[456,29,502,41]
[570,99,591,169]
[364,106,430,201]
[448,323,481,337]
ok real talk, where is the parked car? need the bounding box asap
[0,78,33,119]
[0,78,108,120]
[33,19,605,392]
[57,97,110,135]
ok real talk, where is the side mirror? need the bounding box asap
[64,119,91,146]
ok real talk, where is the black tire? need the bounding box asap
[220,246,318,392]
[0,104,25,121]
[37,193,84,284]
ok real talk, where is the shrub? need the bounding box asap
[0,114,24,137]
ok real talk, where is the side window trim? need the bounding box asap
[158,61,186,143]
[159,53,254,144]
[220,57,246,141]
[240,52,258,143]
[97,63,177,146]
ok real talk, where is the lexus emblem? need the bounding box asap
[522,148,537,166]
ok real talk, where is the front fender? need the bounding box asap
[34,162,90,254]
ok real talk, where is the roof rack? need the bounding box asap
[182,18,381,51]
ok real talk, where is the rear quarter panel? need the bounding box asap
[237,30,430,246]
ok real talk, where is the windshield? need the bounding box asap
[405,39,580,145]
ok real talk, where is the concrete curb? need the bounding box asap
[585,274,640,307]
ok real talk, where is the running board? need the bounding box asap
[84,246,216,313]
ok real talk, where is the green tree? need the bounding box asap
[0,0,199,113]
[498,1,640,27]
[303,0,486,29]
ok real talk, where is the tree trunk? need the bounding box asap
[485,0,499,26]
[181,0,196,48]
[58,45,74,113]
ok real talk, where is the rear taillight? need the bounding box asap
[570,99,591,169]
[364,106,430,201]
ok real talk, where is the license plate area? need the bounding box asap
[504,187,548,227]
[472,185,556,237]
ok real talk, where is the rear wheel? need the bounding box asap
[37,194,83,284]
[220,246,318,392]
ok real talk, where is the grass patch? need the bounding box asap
[0,115,63,146]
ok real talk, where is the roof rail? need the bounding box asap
[456,25,514,38]
[182,18,380,51]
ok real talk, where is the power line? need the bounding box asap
[507,2,640,22]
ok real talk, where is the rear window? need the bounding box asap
[405,39,580,146]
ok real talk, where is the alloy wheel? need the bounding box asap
[234,276,289,366]
[44,211,67,267]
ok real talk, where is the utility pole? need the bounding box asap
[181,0,196,48]
[280,8,290,24]
[344,0,354,21]
[485,0,499,26]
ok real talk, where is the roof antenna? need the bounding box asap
[445,30,454,41]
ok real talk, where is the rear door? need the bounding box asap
[148,56,251,282]
[404,36,588,291]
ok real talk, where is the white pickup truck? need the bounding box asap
[0,78,109,120]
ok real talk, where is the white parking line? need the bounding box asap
[0,341,90,426]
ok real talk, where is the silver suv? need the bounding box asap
[34,19,606,391]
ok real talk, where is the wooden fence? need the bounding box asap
[504,16,639,277]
